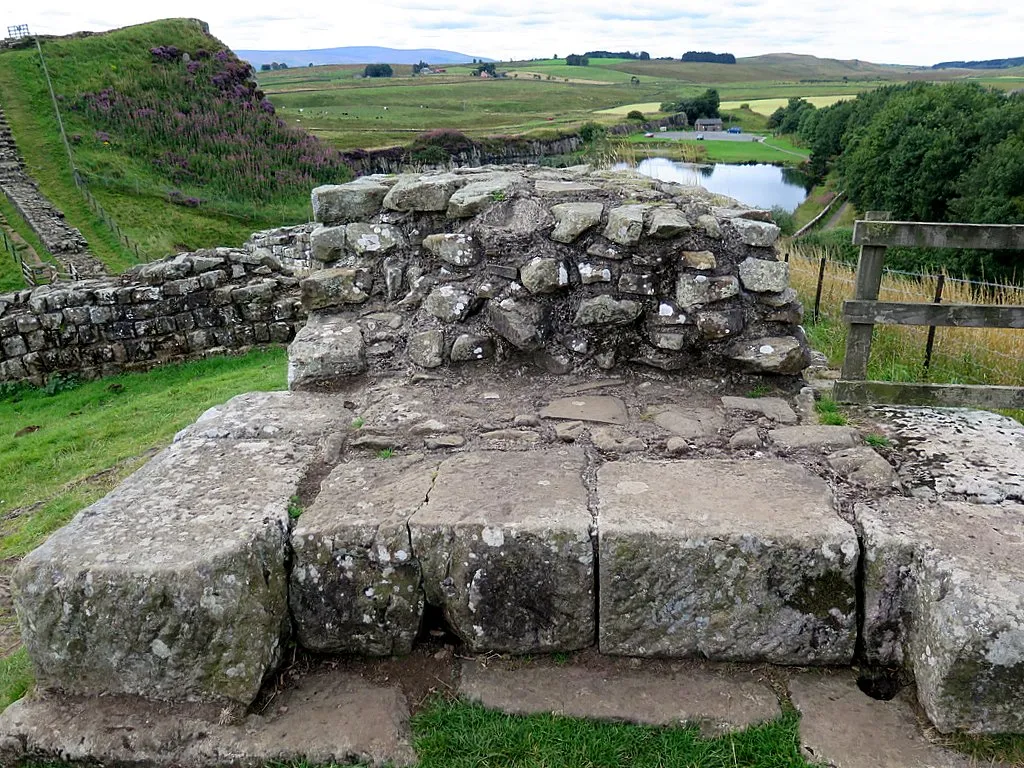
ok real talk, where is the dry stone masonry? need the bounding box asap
[0,106,104,276]
[5,167,1024,763]
[291,165,809,387]
[0,233,307,385]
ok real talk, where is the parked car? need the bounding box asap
[644,132,655,137]
[727,126,742,134]
[695,133,704,140]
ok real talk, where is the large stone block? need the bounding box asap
[288,314,367,390]
[409,450,594,653]
[550,202,604,244]
[312,178,393,225]
[300,268,370,310]
[598,459,858,663]
[290,455,437,655]
[383,173,465,212]
[603,205,646,246]
[446,173,521,218]
[13,438,306,706]
[728,336,809,374]
[857,498,1024,734]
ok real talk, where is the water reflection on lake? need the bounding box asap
[615,158,810,212]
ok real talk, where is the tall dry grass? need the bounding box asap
[784,239,1024,387]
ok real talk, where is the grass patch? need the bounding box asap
[0,650,33,712]
[815,397,849,426]
[946,732,1024,765]
[625,134,809,166]
[0,347,288,540]
[413,697,814,768]
[865,434,891,448]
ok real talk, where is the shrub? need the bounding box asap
[363,63,393,78]
[626,110,646,121]
[770,205,796,235]
[409,129,474,156]
[579,122,607,143]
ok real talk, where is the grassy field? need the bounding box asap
[721,95,853,115]
[625,134,810,166]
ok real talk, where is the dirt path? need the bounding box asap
[823,201,852,230]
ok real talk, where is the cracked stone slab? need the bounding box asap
[790,671,971,768]
[409,450,594,653]
[856,497,1024,733]
[598,459,857,663]
[290,454,438,655]
[769,425,860,452]
[870,406,1024,503]
[539,395,628,425]
[174,390,351,447]
[13,437,315,707]
[721,395,798,425]
[649,406,724,439]
[459,658,780,733]
[0,670,416,768]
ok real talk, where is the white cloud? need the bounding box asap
[6,0,1024,65]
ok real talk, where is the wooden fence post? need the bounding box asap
[840,212,891,380]
[813,256,826,323]
[923,274,945,372]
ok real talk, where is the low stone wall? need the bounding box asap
[340,136,585,177]
[245,222,315,272]
[0,245,305,385]
[291,165,809,389]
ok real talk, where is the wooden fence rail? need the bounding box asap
[834,217,1024,410]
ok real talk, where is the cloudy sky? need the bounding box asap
[6,1,1021,66]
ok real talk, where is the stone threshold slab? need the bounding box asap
[0,669,416,768]
[459,656,781,735]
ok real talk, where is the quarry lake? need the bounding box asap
[616,158,811,212]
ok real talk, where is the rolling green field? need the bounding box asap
[257,52,1003,154]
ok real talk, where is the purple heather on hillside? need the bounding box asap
[70,45,352,202]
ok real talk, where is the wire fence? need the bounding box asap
[34,38,151,272]
[784,241,1024,389]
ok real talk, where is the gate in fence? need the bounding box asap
[834,217,1024,410]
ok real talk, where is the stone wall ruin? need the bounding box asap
[291,165,810,388]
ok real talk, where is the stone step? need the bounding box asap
[857,497,1024,734]
[12,392,353,708]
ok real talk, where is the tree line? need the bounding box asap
[774,83,1024,279]
[583,50,651,60]
[681,52,736,64]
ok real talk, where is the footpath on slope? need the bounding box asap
[0,106,106,278]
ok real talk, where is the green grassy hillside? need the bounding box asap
[0,19,352,267]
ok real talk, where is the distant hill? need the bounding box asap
[932,57,1024,70]
[236,47,490,68]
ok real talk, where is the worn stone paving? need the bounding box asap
[4,368,1024,762]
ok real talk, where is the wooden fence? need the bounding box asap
[834,217,1024,410]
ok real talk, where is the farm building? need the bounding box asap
[694,118,724,131]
